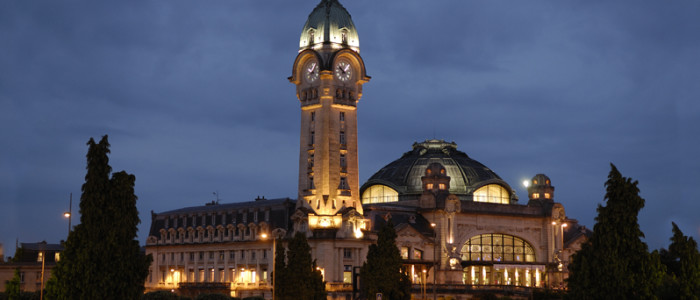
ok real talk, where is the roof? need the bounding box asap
[20,242,63,252]
[361,139,515,200]
[299,0,360,52]
[148,198,296,237]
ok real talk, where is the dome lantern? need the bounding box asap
[299,0,360,53]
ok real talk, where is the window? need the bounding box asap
[343,265,352,283]
[311,111,315,121]
[340,154,346,168]
[426,183,434,190]
[190,252,195,261]
[473,184,510,204]
[241,250,245,259]
[263,250,267,259]
[199,252,204,260]
[460,233,535,263]
[209,268,215,282]
[532,193,540,199]
[361,184,398,204]
[308,177,315,189]
[340,111,345,121]
[310,131,315,145]
[229,251,235,260]
[252,251,256,260]
[161,253,166,263]
[400,247,409,259]
[339,177,349,190]
[180,253,184,262]
[343,248,352,259]
[199,269,205,282]
[544,193,551,199]
[209,251,214,260]
[37,252,44,262]
[414,249,423,260]
[340,131,346,145]
[219,251,225,260]
[19,272,25,284]
[55,252,61,262]
[438,183,446,190]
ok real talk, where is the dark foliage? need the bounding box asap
[276,232,326,300]
[194,293,231,300]
[567,164,663,299]
[360,219,411,300]
[47,136,152,300]
[658,222,700,299]
[142,290,191,300]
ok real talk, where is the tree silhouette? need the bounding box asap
[567,164,663,299]
[360,219,411,300]
[47,135,151,299]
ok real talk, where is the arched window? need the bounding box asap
[473,184,510,204]
[461,233,535,262]
[361,184,398,204]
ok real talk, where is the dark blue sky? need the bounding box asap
[2,0,699,258]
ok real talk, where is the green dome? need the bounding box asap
[299,0,360,52]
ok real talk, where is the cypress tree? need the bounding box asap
[567,164,663,299]
[659,222,700,300]
[277,232,326,300]
[273,238,288,300]
[47,136,151,299]
[360,219,411,300]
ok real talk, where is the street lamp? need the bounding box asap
[430,222,437,300]
[261,233,276,300]
[64,193,72,235]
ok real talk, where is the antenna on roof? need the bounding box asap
[213,191,220,204]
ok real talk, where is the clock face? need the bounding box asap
[305,61,319,82]
[335,61,352,82]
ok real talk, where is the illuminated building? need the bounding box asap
[0,242,63,293]
[144,0,589,298]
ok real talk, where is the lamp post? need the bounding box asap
[430,222,437,300]
[63,193,72,235]
[261,233,276,300]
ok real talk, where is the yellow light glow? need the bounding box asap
[522,180,530,188]
[63,212,71,218]
[319,218,331,227]
[562,223,568,228]
[552,221,557,225]
[261,233,268,239]
[354,228,363,239]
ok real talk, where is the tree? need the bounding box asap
[4,268,21,300]
[360,219,411,300]
[567,164,663,299]
[273,238,289,300]
[276,232,326,300]
[658,222,700,300]
[47,136,152,299]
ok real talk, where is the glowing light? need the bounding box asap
[319,218,331,227]
[261,233,268,239]
[63,212,71,218]
[562,223,568,228]
[552,221,557,225]
[354,228,363,239]
[523,180,530,188]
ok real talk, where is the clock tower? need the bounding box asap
[289,0,370,229]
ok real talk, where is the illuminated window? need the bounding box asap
[532,193,540,199]
[361,184,398,204]
[401,247,409,259]
[37,252,43,262]
[414,249,423,260]
[343,265,352,283]
[545,180,550,185]
[544,193,551,199]
[438,183,446,190]
[533,180,538,185]
[426,183,434,190]
[473,184,510,204]
[55,252,60,262]
[461,234,535,263]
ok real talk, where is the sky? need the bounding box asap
[1,0,699,258]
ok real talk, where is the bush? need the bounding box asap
[143,290,191,300]
[195,293,231,300]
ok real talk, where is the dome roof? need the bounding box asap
[361,139,515,200]
[299,0,360,52]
